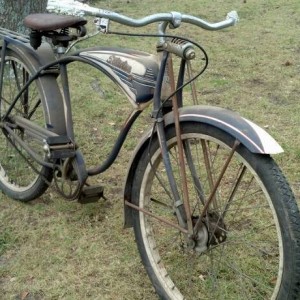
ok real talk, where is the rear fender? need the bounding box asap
[123,105,283,228]
[2,41,66,135]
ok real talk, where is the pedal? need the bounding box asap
[78,185,105,204]
[44,135,76,159]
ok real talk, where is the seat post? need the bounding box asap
[29,30,42,50]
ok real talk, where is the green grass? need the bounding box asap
[1,0,300,299]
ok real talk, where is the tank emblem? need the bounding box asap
[107,55,132,74]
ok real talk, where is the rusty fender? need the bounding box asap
[123,105,283,228]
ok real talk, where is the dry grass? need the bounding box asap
[0,0,299,299]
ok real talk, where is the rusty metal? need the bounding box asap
[222,165,247,218]
[194,140,240,233]
[125,200,188,234]
[166,54,193,234]
[201,139,218,209]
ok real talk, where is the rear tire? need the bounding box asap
[132,122,300,299]
[0,48,52,201]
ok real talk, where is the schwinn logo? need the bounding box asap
[107,55,132,74]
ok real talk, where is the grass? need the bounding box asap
[1,0,300,299]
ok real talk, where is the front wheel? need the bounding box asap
[131,122,300,299]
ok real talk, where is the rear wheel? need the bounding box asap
[132,122,300,299]
[0,49,52,201]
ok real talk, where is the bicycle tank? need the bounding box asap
[79,47,159,106]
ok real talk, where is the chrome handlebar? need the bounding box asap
[47,0,239,31]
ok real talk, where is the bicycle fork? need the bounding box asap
[150,51,193,236]
[153,51,241,248]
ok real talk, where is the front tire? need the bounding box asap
[131,122,300,299]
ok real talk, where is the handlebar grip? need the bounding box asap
[226,11,239,26]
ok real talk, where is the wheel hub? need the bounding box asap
[191,212,227,253]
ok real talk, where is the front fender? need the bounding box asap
[170,105,283,154]
[123,105,283,228]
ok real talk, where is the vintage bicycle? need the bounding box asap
[0,0,299,298]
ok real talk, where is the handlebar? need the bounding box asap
[47,0,239,31]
